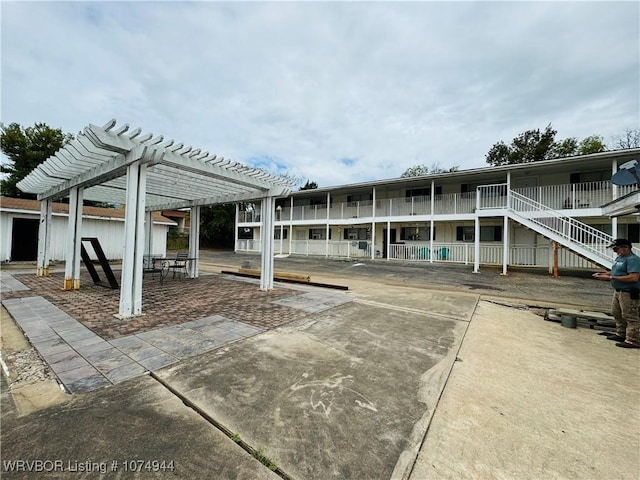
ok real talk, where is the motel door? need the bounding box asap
[513,227,537,265]
[11,218,39,261]
[382,228,397,259]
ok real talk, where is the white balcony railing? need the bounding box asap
[238,180,631,225]
[386,242,602,269]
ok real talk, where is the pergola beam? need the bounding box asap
[35,145,156,201]
[149,187,291,212]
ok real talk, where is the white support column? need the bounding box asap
[502,215,509,275]
[289,197,294,255]
[144,211,154,257]
[612,160,618,237]
[325,192,331,257]
[132,164,147,314]
[234,204,240,253]
[430,180,435,264]
[37,199,52,277]
[386,220,391,261]
[189,205,201,278]
[473,187,480,273]
[502,172,511,275]
[371,187,376,259]
[119,161,147,317]
[64,187,84,290]
[260,196,275,290]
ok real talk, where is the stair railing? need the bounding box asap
[478,184,615,265]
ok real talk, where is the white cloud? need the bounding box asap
[2,1,638,188]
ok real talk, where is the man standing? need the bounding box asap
[593,238,640,349]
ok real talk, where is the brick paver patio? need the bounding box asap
[3,271,309,340]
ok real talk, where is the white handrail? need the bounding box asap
[506,188,614,263]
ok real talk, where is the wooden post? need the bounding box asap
[552,241,559,278]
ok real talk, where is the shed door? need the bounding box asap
[11,218,39,261]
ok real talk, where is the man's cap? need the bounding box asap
[609,238,633,248]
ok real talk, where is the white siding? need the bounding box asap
[1,210,169,262]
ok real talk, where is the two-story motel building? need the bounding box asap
[235,148,640,273]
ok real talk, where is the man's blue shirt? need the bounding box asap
[611,253,640,290]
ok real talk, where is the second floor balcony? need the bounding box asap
[237,180,637,224]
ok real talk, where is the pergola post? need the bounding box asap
[189,205,200,278]
[64,187,83,290]
[119,161,147,317]
[144,210,154,257]
[260,196,275,290]
[37,198,52,277]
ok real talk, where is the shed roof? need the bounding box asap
[0,196,175,225]
[17,119,293,210]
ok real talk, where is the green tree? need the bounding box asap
[486,125,609,165]
[299,180,318,190]
[0,122,74,198]
[548,137,578,158]
[486,124,557,166]
[576,135,606,155]
[200,204,237,249]
[401,162,459,177]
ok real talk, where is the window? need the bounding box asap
[405,186,442,198]
[456,226,475,242]
[400,227,435,241]
[274,229,288,240]
[343,227,369,240]
[309,228,331,240]
[347,193,373,203]
[480,226,502,242]
[456,226,502,242]
[570,170,609,189]
[238,227,253,240]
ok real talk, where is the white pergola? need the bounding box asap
[17,119,293,317]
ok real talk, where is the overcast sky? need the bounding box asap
[2,1,638,188]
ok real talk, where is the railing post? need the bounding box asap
[473,187,480,273]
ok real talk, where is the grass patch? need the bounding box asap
[252,449,278,471]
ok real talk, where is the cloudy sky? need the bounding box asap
[2,1,638,188]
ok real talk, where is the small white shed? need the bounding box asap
[0,196,175,262]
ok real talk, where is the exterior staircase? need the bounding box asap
[478,185,615,268]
